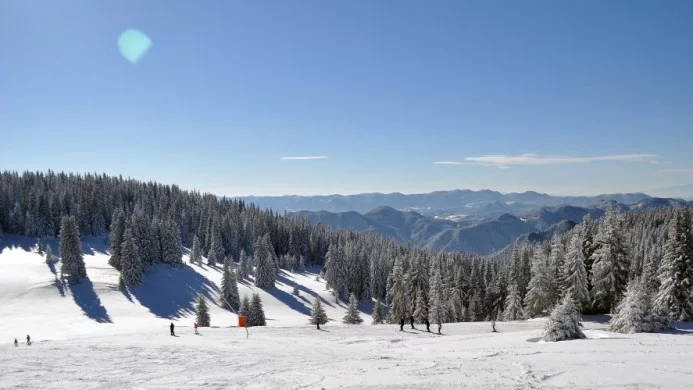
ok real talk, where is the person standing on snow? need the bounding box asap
[14,339,18,347]
[26,335,31,346]
[194,322,199,335]
[170,323,175,336]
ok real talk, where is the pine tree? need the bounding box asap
[413,284,429,324]
[254,234,276,288]
[372,299,384,324]
[502,283,524,321]
[159,218,183,267]
[310,298,329,330]
[120,227,143,286]
[195,294,211,327]
[108,208,126,271]
[207,220,224,266]
[59,216,87,283]
[542,295,586,342]
[591,209,629,313]
[190,235,202,265]
[44,244,55,264]
[428,264,447,333]
[611,280,671,333]
[248,293,266,326]
[524,249,552,318]
[386,257,407,324]
[563,233,591,310]
[468,290,484,321]
[220,262,240,311]
[654,209,693,321]
[343,293,363,324]
[240,295,251,317]
[238,249,250,280]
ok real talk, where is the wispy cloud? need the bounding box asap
[281,156,327,160]
[436,153,658,168]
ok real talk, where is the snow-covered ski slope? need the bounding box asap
[2,236,693,389]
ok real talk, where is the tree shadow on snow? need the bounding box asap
[68,277,112,323]
[664,322,693,335]
[264,285,311,316]
[129,264,219,319]
[276,271,334,308]
[52,276,66,297]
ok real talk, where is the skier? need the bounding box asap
[170,322,175,336]
[194,322,199,335]
[14,338,18,347]
[425,318,431,333]
[399,318,405,331]
[410,316,415,330]
[437,323,442,335]
[26,335,31,346]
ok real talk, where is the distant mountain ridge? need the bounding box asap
[240,189,668,216]
[292,198,692,256]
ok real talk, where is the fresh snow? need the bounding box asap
[2,238,693,389]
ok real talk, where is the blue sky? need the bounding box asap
[2,0,693,196]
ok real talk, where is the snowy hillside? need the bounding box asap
[3,237,693,389]
[0,236,365,341]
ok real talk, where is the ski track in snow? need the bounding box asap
[2,242,693,389]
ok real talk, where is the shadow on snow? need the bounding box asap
[67,277,112,323]
[129,264,219,319]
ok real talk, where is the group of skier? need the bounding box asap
[169,322,200,336]
[13,335,31,347]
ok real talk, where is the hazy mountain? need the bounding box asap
[241,189,654,217]
[294,205,601,255]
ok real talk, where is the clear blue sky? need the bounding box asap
[2,0,693,196]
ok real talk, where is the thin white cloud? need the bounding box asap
[454,153,658,168]
[280,156,327,160]
[433,161,471,165]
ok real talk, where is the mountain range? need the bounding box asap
[241,189,683,217]
[287,194,691,256]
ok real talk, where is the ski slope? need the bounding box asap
[1,236,693,389]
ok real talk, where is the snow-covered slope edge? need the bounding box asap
[0,235,364,341]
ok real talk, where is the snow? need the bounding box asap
[2,238,693,389]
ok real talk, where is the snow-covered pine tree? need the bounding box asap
[372,298,384,324]
[120,227,143,286]
[44,244,55,264]
[611,279,671,333]
[502,283,524,321]
[190,235,202,265]
[36,238,45,254]
[207,219,224,266]
[468,290,484,321]
[428,263,447,333]
[310,298,329,330]
[547,234,565,305]
[159,218,183,267]
[220,262,241,312]
[195,294,211,327]
[238,249,250,280]
[108,208,126,271]
[59,216,87,284]
[240,295,251,317]
[248,293,266,326]
[563,233,591,310]
[591,208,629,313]
[343,293,363,324]
[524,248,552,318]
[542,294,586,342]
[254,234,276,288]
[653,208,693,321]
[413,284,429,324]
[386,256,408,324]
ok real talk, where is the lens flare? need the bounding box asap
[117,29,152,64]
